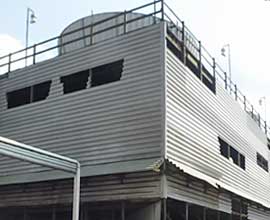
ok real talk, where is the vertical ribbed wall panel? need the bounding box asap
[0,24,164,180]
[165,49,270,207]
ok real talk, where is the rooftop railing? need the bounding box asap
[0,0,268,137]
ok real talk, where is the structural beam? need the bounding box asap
[0,136,80,220]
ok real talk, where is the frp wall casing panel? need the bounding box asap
[0,171,161,207]
[0,24,164,180]
[165,49,270,207]
[166,165,232,213]
[248,206,270,220]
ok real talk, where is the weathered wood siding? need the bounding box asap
[165,47,270,207]
[0,23,164,180]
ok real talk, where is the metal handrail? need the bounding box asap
[162,2,270,137]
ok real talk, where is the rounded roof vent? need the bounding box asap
[59,12,159,54]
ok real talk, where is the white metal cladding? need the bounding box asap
[0,171,161,207]
[248,206,270,220]
[60,12,157,54]
[165,48,270,208]
[0,158,163,185]
[166,164,231,213]
[0,24,164,182]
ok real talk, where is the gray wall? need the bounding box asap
[0,171,161,207]
[165,47,270,207]
[0,23,164,179]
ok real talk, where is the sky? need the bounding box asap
[0,0,270,123]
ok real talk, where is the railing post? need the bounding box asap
[258,114,261,127]
[234,84,237,101]
[224,72,227,90]
[265,121,267,135]
[123,11,127,34]
[251,105,254,119]
[33,44,36,65]
[8,53,12,73]
[90,21,93,45]
[161,0,164,21]
[198,41,202,80]
[212,58,216,82]
[154,1,156,24]
[181,21,186,65]
[244,96,246,111]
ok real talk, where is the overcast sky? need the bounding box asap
[0,0,270,123]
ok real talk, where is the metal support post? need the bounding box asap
[72,164,80,220]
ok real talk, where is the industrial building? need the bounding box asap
[0,0,269,219]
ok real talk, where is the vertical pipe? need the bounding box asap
[72,164,80,220]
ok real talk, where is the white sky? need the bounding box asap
[0,0,270,123]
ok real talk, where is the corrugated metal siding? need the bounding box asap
[166,165,231,212]
[0,24,164,180]
[0,171,161,207]
[165,48,270,207]
[248,206,270,220]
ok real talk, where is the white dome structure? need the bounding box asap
[59,12,158,54]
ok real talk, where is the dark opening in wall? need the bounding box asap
[61,70,89,94]
[232,198,248,220]
[230,147,239,165]
[33,81,51,102]
[206,208,218,220]
[91,60,123,87]
[218,137,245,170]
[257,153,268,172]
[189,204,204,220]
[240,154,245,170]
[219,137,229,158]
[167,199,186,220]
[7,87,31,108]
[7,80,51,109]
